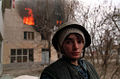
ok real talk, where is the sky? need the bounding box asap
[0,0,119,8]
[80,0,120,7]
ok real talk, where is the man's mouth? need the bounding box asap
[72,52,80,56]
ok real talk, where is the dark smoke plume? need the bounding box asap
[16,0,65,40]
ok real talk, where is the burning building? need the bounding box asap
[1,0,60,76]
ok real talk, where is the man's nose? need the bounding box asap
[73,41,79,50]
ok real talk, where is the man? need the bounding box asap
[40,21,100,79]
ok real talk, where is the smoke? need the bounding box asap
[16,0,37,18]
[16,0,65,40]
[16,0,58,18]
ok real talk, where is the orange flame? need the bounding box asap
[23,8,35,25]
[56,20,62,25]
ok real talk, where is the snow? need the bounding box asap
[13,75,39,79]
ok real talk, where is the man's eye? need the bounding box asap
[77,40,81,43]
[65,40,72,44]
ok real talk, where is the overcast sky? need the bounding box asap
[80,0,120,7]
[0,0,120,8]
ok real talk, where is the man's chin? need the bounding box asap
[63,55,81,61]
[70,56,81,61]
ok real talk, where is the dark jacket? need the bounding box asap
[40,57,100,79]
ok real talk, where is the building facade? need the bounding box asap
[0,6,58,76]
[2,8,58,64]
[0,0,62,75]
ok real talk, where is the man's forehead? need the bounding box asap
[66,33,83,40]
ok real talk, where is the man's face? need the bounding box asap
[62,33,84,60]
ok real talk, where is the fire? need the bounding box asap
[56,20,62,25]
[23,8,35,25]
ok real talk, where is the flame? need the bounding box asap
[56,20,62,25]
[23,8,35,25]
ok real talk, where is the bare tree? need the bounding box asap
[75,1,120,79]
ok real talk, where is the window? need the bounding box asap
[24,31,34,40]
[42,48,50,64]
[10,48,34,63]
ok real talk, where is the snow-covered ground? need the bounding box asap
[14,75,39,79]
[0,75,39,79]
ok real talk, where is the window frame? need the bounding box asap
[24,31,34,40]
[10,48,34,63]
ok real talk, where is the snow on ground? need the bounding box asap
[13,75,39,79]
